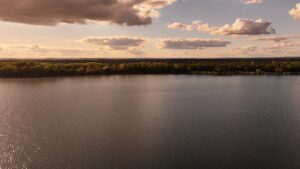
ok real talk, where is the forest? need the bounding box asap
[1,59,300,77]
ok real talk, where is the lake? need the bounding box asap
[0,75,299,169]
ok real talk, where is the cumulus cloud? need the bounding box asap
[0,0,176,26]
[240,0,263,4]
[158,38,231,49]
[289,3,300,20]
[82,36,146,50]
[168,18,276,35]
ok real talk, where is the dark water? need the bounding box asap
[0,76,300,169]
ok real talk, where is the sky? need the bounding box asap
[0,0,300,58]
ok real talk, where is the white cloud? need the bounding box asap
[158,38,231,49]
[289,3,300,20]
[168,19,276,35]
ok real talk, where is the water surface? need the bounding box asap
[0,76,300,169]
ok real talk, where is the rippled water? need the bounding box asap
[0,75,300,169]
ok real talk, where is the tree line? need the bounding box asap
[1,60,300,77]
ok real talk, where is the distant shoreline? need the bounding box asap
[1,58,300,77]
[1,57,300,63]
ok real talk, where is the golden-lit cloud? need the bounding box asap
[168,19,276,35]
[289,3,300,19]
[158,38,231,49]
[0,0,176,26]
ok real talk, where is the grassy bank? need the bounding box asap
[1,58,300,77]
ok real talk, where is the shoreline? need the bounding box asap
[1,72,300,78]
[1,59,300,78]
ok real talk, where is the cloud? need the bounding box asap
[0,44,149,58]
[289,3,300,19]
[82,36,146,50]
[253,36,291,43]
[228,46,281,57]
[253,35,300,43]
[273,42,300,48]
[158,38,231,49]
[240,0,263,4]
[0,0,176,26]
[30,45,96,56]
[128,48,146,55]
[252,35,300,49]
[233,38,300,56]
[0,45,100,58]
[168,18,276,35]
[234,46,260,55]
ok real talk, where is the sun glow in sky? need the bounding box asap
[0,0,300,58]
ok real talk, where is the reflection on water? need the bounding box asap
[0,76,300,169]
